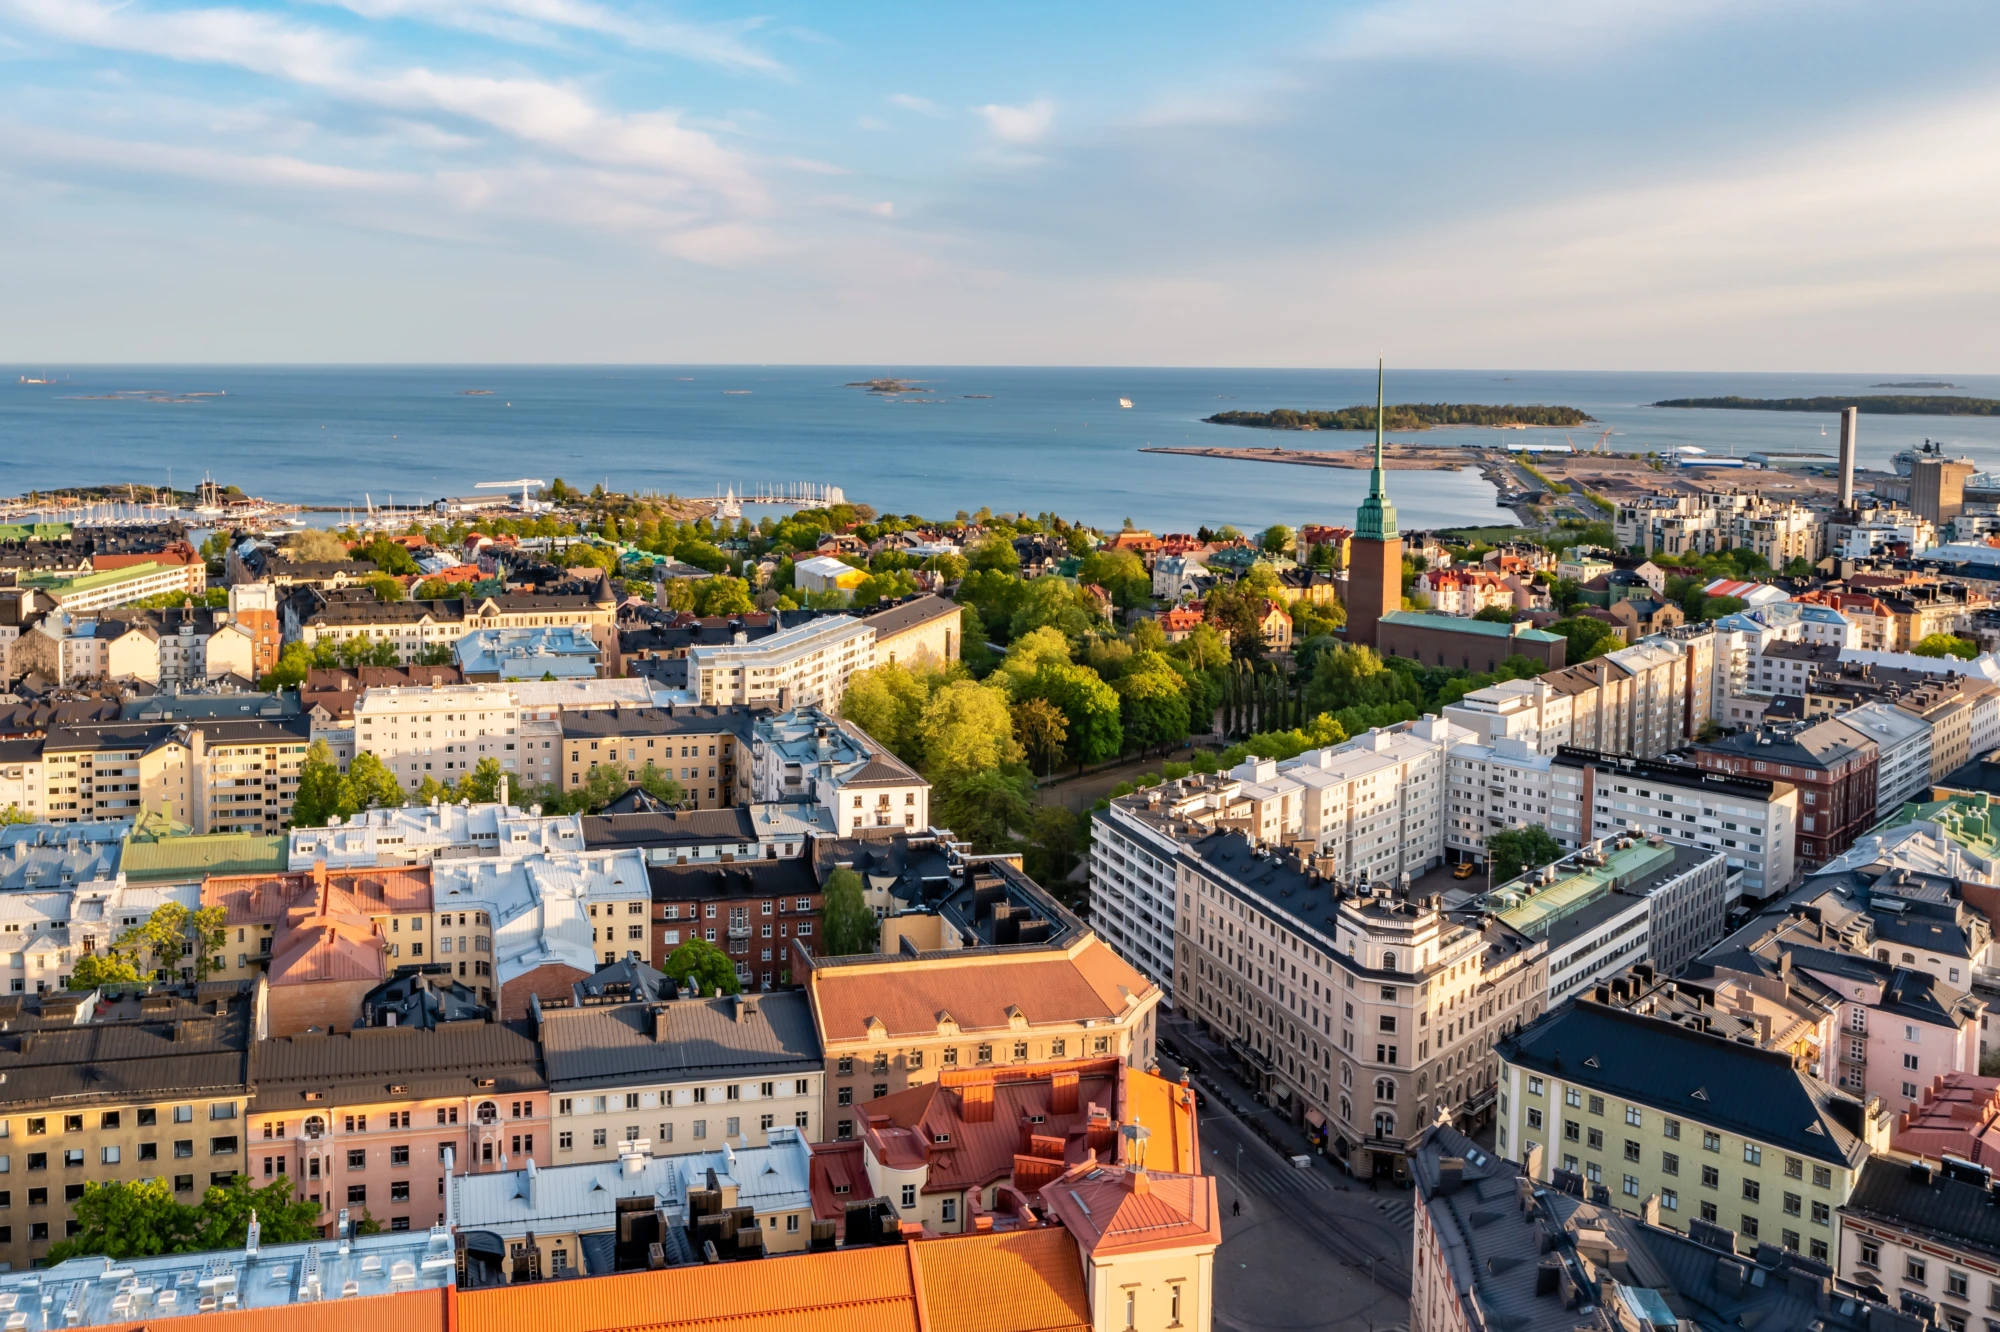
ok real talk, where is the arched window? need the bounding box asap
[1340,1062,1353,1089]
[1901,952,1915,964]
[1375,1077,1396,1102]
[1340,1096,1353,1125]
[1382,951,1398,973]
[1374,1112,1395,1138]
[476,1100,498,1125]
[302,1115,326,1140]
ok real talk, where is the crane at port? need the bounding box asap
[476,479,547,512]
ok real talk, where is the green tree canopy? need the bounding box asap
[692,575,756,617]
[1487,825,1565,885]
[1020,662,1123,767]
[1116,665,1190,755]
[1012,697,1069,776]
[47,1175,322,1264]
[1913,633,1980,660]
[68,952,141,990]
[1547,616,1622,664]
[916,680,1023,780]
[997,625,1075,695]
[661,937,741,995]
[820,867,876,957]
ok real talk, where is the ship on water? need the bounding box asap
[1893,438,1975,475]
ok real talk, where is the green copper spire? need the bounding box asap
[1355,357,1399,540]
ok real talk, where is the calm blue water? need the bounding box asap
[5,366,2000,533]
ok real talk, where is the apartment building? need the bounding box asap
[0,985,253,1272]
[1839,1156,2000,1332]
[1476,838,1729,1003]
[1496,997,1888,1256]
[1444,737,1558,867]
[1441,677,1574,753]
[1088,788,1194,1002]
[1841,703,1934,820]
[1537,632,1714,762]
[246,1020,546,1230]
[18,558,207,614]
[1175,831,1548,1179]
[1617,492,1825,563]
[288,591,616,665]
[1894,674,2000,782]
[559,706,755,809]
[1693,722,1879,871]
[454,625,603,681]
[537,983,823,1161]
[287,800,587,868]
[351,683,522,793]
[747,708,929,836]
[1777,946,1979,1113]
[32,717,311,834]
[799,859,1159,1142]
[860,594,961,667]
[1878,583,1987,653]
[689,616,875,710]
[647,855,822,991]
[582,802,833,866]
[1552,748,1800,903]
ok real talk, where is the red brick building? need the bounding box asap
[1690,719,1879,870]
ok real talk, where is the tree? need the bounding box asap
[1305,643,1422,715]
[46,1174,323,1264]
[68,952,140,990]
[932,768,1033,850]
[850,569,918,607]
[356,536,420,576]
[1487,825,1564,885]
[998,625,1076,695]
[1472,605,1516,623]
[1022,662,1123,767]
[285,528,351,563]
[455,757,507,804]
[821,867,876,957]
[692,575,756,617]
[0,804,35,826]
[291,740,347,827]
[1117,667,1190,755]
[968,535,1020,574]
[915,680,1022,780]
[1913,633,1980,660]
[1076,550,1149,610]
[1012,697,1068,776]
[414,642,457,667]
[662,937,742,995]
[1547,616,1621,664]
[113,902,228,982]
[343,750,405,812]
[838,662,933,766]
[632,761,686,806]
[1258,524,1293,557]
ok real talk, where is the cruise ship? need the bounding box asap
[1893,437,1975,475]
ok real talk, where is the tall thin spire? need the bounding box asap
[1356,357,1398,541]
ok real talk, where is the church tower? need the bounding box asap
[1345,359,1402,652]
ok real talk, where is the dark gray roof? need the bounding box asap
[558,706,756,742]
[1694,719,1877,772]
[538,991,821,1090]
[247,1020,544,1108]
[0,987,252,1110]
[1496,998,1870,1166]
[1843,1157,2000,1263]
[582,807,760,848]
[858,594,959,640]
[646,857,820,901]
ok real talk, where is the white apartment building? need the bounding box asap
[745,707,928,836]
[288,799,587,868]
[1842,701,1935,821]
[1551,749,1800,903]
[1092,790,1200,1003]
[1616,492,1825,563]
[1444,737,1559,867]
[1440,678,1574,753]
[689,616,875,710]
[352,683,524,791]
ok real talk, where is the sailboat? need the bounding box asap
[1118,398,1133,409]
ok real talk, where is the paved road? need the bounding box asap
[1158,1030,1415,1332]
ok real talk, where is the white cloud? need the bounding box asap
[974,98,1053,144]
[307,0,782,73]
[1321,0,1799,63]
[888,92,943,117]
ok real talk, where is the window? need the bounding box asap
[1859,1239,1881,1268]
[1623,1175,1640,1197]
[1527,1108,1543,1130]
[1742,1179,1760,1202]
[900,1184,916,1210]
[1701,1165,1719,1189]
[1564,1122,1580,1142]
[1623,1140,1640,1162]
[558,1132,573,1151]
[1528,1077,1544,1096]
[347,1150,367,1170]
[1784,1156,1802,1180]
[1588,1095,1604,1116]
[1661,1189,1677,1211]
[1702,1132,1721,1152]
[1586,1128,1603,1151]
[1625,1106,1642,1127]
[1663,1118,1680,1140]
[1783,1192,1801,1216]
[1811,1200,1829,1225]
[592,1129,607,1148]
[1949,1271,1970,1300]
[347,1185,367,1205]
[1741,1215,1759,1240]
[1812,1165,1831,1189]
[1564,1088,1582,1108]
[1743,1144,1761,1166]
[940,1197,957,1223]
[1908,1257,1928,1285]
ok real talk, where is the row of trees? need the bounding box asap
[289,744,685,827]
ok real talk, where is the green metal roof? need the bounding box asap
[120,830,289,883]
[0,523,72,542]
[1882,791,2000,860]
[1481,841,1674,936]
[22,562,164,592]
[1378,610,1565,643]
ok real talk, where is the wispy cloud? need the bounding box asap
[307,0,783,73]
[888,92,942,117]
[974,98,1052,144]
[1320,0,1790,62]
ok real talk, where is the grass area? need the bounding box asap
[1518,462,1572,495]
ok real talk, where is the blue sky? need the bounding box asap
[4,0,1999,366]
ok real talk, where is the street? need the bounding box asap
[1158,1021,1414,1332]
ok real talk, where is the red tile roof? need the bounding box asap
[908,1227,1091,1332]
[1893,1072,2000,1164]
[1040,1162,1222,1258]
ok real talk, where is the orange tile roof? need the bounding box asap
[909,1228,1091,1332]
[458,1245,923,1332]
[1041,1163,1222,1258]
[1893,1072,2000,1164]
[204,864,433,924]
[810,938,1151,1044]
[1121,1069,1200,1176]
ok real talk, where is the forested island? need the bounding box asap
[1653,394,2000,415]
[1205,403,1594,431]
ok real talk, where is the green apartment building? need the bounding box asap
[1496,997,1890,1260]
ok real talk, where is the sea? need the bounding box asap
[6,366,2000,534]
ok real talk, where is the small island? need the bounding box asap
[1205,403,1594,431]
[845,378,923,393]
[1653,394,2000,416]
[1873,381,1960,389]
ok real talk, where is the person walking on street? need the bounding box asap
[1232,1198,1241,1218]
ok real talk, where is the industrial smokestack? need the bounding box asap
[1838,406,1859,509]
